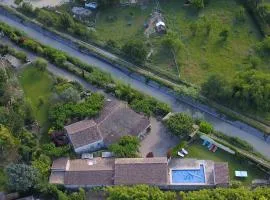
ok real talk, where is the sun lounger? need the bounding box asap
[178,151,185,157]
[210,145,215,151]
[182,148,188,155]
[212,146,218,152]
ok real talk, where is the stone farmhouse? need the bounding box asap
[64,99,151,154]
[49,157,229,190]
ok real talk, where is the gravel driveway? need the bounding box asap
[140,117,179,157]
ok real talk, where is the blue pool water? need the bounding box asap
[172,165,205,184]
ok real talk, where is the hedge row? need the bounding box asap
[0,22,171,117]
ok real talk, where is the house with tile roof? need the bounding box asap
[49,157,229,189]
[64,99,151,154]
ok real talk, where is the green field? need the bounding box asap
[19,65,53,128]
[95,0,267,86]
[187,141,267,184]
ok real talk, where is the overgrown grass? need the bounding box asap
[19,65,54,128]
[187,141,267,184]
[95,5,153,45]
[161,0,265,85]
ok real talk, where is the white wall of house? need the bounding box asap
[74,140,105,154]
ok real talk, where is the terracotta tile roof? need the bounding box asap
[64,100,150,150]
[214,162,229,185]
[65,120,96,134]
[114,157,168,185]
[68,158,115,171]
[51,158,69,171]
[49,171,65,184]
[64,158,115,186]
[64,170,114,186]
[99,103,150,146]
[65,120,102,149]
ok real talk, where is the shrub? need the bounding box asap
[199,121,213,134]
[109,136,140,158]
[165,113,194,137]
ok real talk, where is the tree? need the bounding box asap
[37,10,56,27]
[5,164,40,192]
[34,58,48,71]
[0,124,19,164]
[59,87,81,103]
[165,113,193,137]
[32,154,52,178]
[106,185,176,200]
[109,136,140,158]
[58,12,74,30]
[162,31,184,53]
[199,121,213,134]
[122,40,147,64]
[201,74,231,102]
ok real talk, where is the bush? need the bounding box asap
[165,113,194,138]
[33,58,48,71]
[199,121,213,134]
[5,163,40,192]
[109,136,140,158]
[122,40,147,64]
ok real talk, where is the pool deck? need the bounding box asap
[168,159,215,185]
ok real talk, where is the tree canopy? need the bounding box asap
[165,113,194,137]
[109,135,140,158]
[5,163,40,192]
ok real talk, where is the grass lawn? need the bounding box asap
[19,65,54,129]
[187,140,267,184]
[95,5,153,45]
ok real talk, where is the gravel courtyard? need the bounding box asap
[140,117,179,157]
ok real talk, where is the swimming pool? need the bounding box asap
[171,164,206,184]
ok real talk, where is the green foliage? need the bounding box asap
[0,124,19,164]
[201,74,231,102]
[69,188,86,200]
[18,2,36,16]
[58,12,74,30]
[41,143,71,158]
[122,40,147,64]
[49,93,104,129]
[37,9,57,27]
[106,185,176,200]
[58,87,81,103]
[232,70,270,111]
[109,136,140,158]
[181,186,270,200]
[33,58,48,71]
[5,163,40,192]
[162,31,184,53]
[32,154,52,178]
[165,113,194,137]
[199,121,213,134]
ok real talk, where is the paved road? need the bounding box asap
[1,14,269,159]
